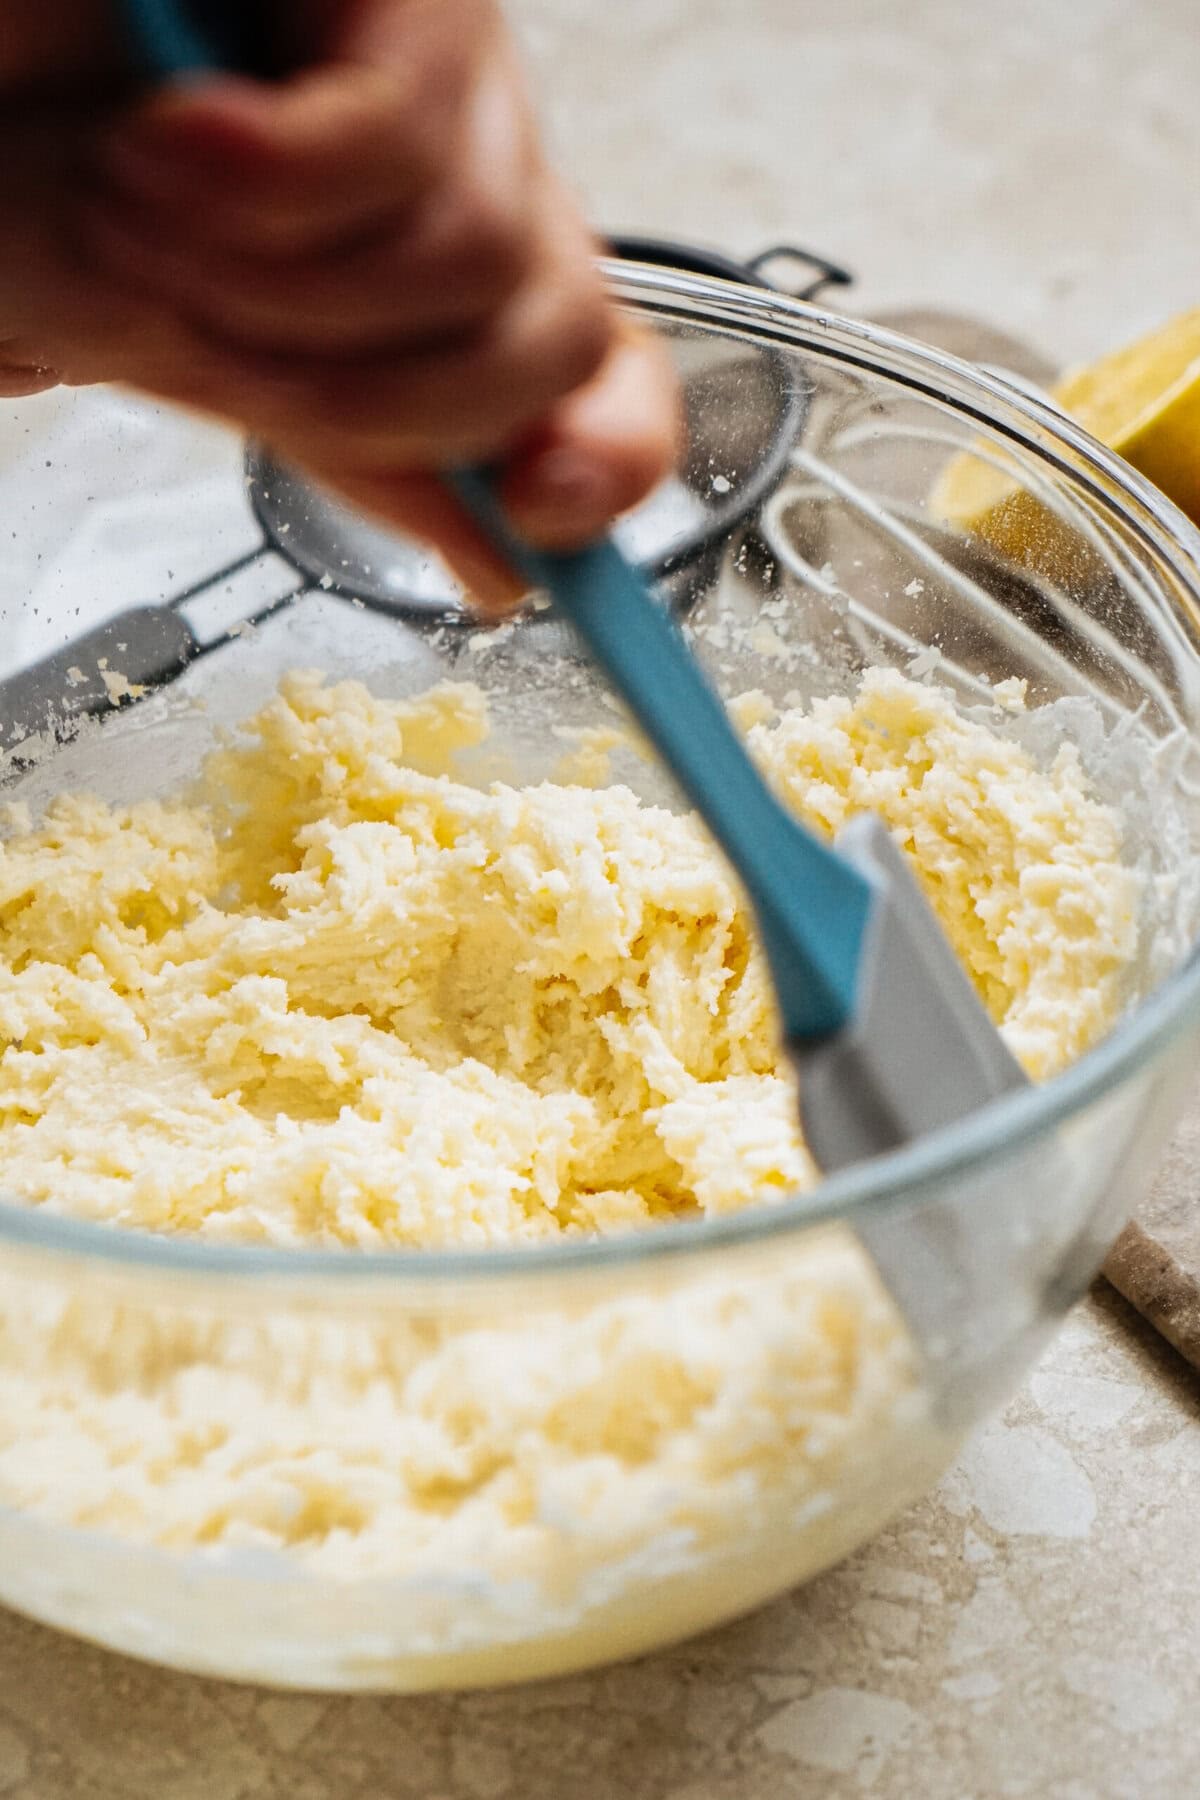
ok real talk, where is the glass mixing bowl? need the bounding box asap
[0,263,1200,1692]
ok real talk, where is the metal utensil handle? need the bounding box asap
[0,609,199,752]
[745,245,854,301]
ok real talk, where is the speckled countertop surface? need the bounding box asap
[3,2,1200,1795]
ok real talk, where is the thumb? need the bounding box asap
[499,322,681,550]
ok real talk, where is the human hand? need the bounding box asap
[0,0,680,609]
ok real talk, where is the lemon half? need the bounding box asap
[933,309,1200,564]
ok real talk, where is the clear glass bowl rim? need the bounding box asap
[6,259,1200,1289]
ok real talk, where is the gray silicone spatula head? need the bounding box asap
[798,812,1029,1172]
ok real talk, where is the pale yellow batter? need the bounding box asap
[0,668,1141,1682]
[0,667,1138,1248]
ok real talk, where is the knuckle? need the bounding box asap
[434,203,529,308]
[411,4,497,114]
[605,435,675,515]
[415,150,533,302]
[546,288,613,394]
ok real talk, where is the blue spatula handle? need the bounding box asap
[121,0,274,76]
[120,0,875,1040]
[449,474,873,1039]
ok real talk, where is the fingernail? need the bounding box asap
[0,363,60,398]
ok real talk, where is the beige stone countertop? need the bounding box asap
[2,1,1200,1795]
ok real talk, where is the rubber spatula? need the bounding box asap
[118,1,1030,1183]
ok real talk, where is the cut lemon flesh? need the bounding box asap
[933,309,1200,559]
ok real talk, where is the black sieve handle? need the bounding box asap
[0,608,200,752]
